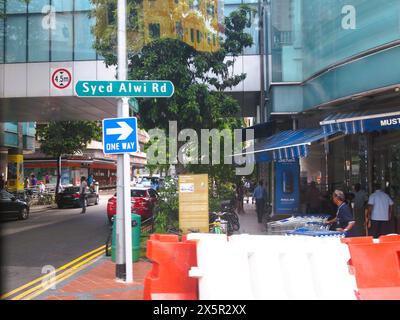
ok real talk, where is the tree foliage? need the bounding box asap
[37,122,101,192]
[92,3,255,184]
[37,122,101,157]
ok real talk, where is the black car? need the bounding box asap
[56,186,99,209]
[0,189,29,220]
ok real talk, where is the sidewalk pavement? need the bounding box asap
[238,202,267,235]
[238,201,291,235]
[35,256,152,300]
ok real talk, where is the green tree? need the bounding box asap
[37,122,101,194]
[92,2,255,183]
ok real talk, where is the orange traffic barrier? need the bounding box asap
[143,234,198,300]
[343,235,400,300]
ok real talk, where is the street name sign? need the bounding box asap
[76,80,174,98]
[103,117,138,155]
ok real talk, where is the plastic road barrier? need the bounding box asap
[187,234,357,300]
[342,235,400,300]
[143,234,198,300]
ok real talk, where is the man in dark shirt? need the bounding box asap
[326,190,356,237]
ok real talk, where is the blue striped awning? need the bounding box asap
[241,128,340,162]
[320,111,400,135]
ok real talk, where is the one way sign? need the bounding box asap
[103,117,138,154]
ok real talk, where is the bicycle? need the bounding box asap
[219,200,240,231]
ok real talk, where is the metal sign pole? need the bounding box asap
[116,0,133,283]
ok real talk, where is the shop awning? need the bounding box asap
[237,128,340,162]
[320,110,400,135]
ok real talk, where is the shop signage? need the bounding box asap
[274,159,300,215]
[366,115,400,132]
[75,80,174,98]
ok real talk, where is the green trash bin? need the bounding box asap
[111,214,141,263]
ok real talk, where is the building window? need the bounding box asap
[28,14,50,62]
[6,0,26,14]
[74,12,96,60]
[28,0,49,14]
[5,15,27,63]
[51,13,73,61]
[54,0,73,12]
[149,23,161,39]
[74,0,93,11]
[190,28,195,43]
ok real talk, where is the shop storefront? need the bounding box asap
[319,111,400,217]
[248,110,400,224]
[24,158,117,188]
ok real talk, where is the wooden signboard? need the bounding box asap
[179,174,209,233]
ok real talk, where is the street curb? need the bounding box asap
[29,206,57,214]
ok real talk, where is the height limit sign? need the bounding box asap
[52,68,72,89]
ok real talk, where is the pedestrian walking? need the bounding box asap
[244,180,251,203]
[253,180,267,223]
[352,183,368,236]
[366,184,394,238]
[80,176,88,214]
[39,181,46,193]
[236,183,245,215]
[0,173,5,190]
[45,173,50,184]
[326,190,356,237]
[30,174,37,187]
[87,174,93,190]
[24,176,30,189]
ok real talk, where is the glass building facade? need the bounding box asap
[224,0,261,55]
[271,0,400,83]
[0,0,262,64]
[1,0,97,63]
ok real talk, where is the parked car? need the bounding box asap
[107,187,158,223]
[56,186,99,209]
[0,189,29,221]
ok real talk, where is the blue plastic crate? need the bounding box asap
[287,228,345,237]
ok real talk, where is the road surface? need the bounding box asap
[0,195,111,295]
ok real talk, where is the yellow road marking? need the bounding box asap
[22,251,105,300]
[13,249,105,301]
[1,245,105,300]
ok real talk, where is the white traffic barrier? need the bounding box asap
[187,234,357,300]
[188,234,254,300]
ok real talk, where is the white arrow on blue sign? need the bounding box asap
[103,117,138,154]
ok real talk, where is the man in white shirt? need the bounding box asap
[366,184,394,238]
[80,177,88,214]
